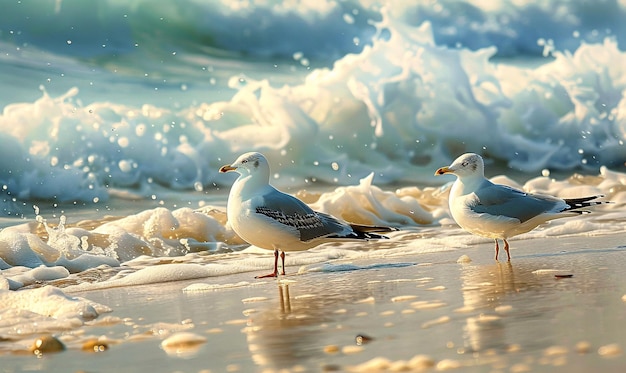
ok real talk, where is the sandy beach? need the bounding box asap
[2,230,625,373]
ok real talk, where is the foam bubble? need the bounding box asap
[0,286,110,339]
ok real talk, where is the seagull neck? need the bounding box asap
[454,175,486,195]
[233,173,270,196]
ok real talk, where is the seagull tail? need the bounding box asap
[563,195,611,214]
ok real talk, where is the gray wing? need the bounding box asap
[255,188,351,242]
[471,183,564,223]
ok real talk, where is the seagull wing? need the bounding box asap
[254,188,351,242]
[470,183,565,223]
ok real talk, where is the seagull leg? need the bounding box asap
[280,250,286,276]
[255,249,279,278]
[494,239,500,261]
[503,239,511,261]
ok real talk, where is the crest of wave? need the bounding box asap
[499,38,626,171]
[191,7,626,187]
[2,6,625,206]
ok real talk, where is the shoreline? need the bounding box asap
[2,232,625,372]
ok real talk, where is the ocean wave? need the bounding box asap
[3,0,626,65]
[1,5,626,206]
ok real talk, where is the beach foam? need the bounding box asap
[0,286,110,351]
[0,167,621,291]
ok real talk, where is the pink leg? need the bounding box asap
[494,239,500,261]
[255,249,279,278]
[280,251,286,276]
[503,239,511,261]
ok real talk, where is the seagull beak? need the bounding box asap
[435,166,452,176]
[219,164,237,173]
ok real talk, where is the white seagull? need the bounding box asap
[220,152,396,278]
[435,153,607,261]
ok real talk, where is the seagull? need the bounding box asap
[219,152,396,278]
[435,153,607,261]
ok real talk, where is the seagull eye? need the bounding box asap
[462,161,468,167]
[242,159,248,164]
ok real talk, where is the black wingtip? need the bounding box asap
[349,223,399,234]
[563,195,611,212]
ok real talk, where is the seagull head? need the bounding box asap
[219,152,270,177]
[435,153,485,179]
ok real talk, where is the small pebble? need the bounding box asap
[436,359,461,370]
[391,295,418,302]
[224,319,248,325]
[456,255,472,263]
[409,354,435,369]
[598,343,622,358]
[161,332,207,349]
[348,357,390,371]
[30,335,65,355]
[323,345,340,354]
[82,338,109,352]
[388,360,411,371]
[575,341,591,354]
[544,345,568,356]
[355,334,374,345]
[342,345,364,354]
[410,301,446,310]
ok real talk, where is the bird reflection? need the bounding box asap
[243,278,379,371]
[278,285,291,314]
[459,261,549,353]
[244,283,335,370]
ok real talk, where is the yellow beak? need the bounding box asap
[435,166,451,176]
[219,164,237,173]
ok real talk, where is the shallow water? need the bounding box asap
[2,234,626,372]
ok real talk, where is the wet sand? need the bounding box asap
[2,232,626,373]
